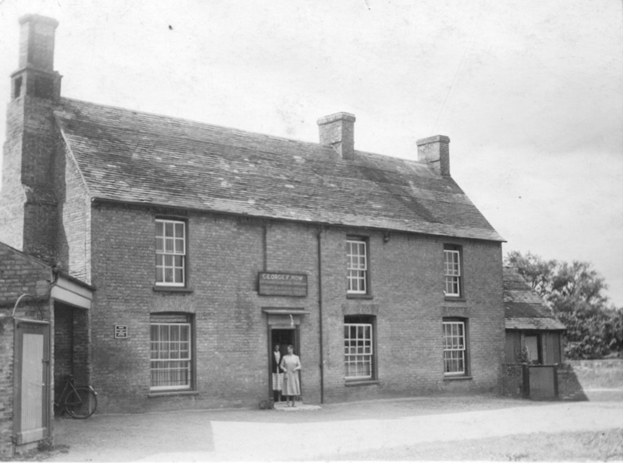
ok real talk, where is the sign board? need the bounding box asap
[258,272,308,297]
[114,325,128,339]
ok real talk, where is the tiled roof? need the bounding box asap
[54,98,504,242]
[503,267,565,330]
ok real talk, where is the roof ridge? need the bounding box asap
[60,97,432,168]
[60,97,326,148]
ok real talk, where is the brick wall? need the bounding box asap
[53,302,73,393]
[0,242,52,458]
[53,138,91,283]
[501,364,524,398]
[0,313,14,459]
[0,94,60,265]
[88,202,504,413]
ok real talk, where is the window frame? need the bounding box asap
[150,314,194,392]
[155,218,187,287]
[443,245,463,299]
[443,319,468,377]
[347,238,369,295]
[344,315,376,381]
[523,333,542,365]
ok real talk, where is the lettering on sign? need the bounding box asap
[258,272,308,297]
[114,325,129,339]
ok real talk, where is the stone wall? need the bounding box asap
[559,359,623,401]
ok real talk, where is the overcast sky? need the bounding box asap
[1,0,622,306]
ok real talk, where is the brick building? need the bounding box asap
[0,14,505,417]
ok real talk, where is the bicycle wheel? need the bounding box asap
[64,387,97,419]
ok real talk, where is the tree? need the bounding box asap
[505,251,622,359]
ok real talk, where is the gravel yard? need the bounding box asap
[23,395,623,462]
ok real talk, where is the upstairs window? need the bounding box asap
[444,245,462,297]
[347,238,368,294]
[156,219,186,286]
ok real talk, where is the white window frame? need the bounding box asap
[156,219,186,287]
[444,248,461,297]
[443,321,466,376]
[344,322,373,380]
[347,239,368,294]
[150,322,192,391]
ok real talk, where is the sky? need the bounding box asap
[1,0,622,306]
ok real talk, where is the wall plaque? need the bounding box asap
[114,325,128,339]
[258,272,308,297]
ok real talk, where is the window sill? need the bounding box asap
[345,379,380,387]
[443,375,472,381]
[148,390,198,398]
[153,286,194,293]
[444,297,466,302]
[346,294,374,300]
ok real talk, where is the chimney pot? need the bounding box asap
[18,14,59,72]
[317,112,356,160]
[417,135,450,176]
[11,14,61,101]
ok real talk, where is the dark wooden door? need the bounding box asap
[528,365,558,400]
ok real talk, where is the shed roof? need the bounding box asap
[503,267,565,331]
[54,98,504,242]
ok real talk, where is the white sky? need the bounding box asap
[1,0,622,306]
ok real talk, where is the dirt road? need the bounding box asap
[44,396,623,462]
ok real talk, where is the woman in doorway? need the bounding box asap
[279,344,301,407]
[272,344,284,403]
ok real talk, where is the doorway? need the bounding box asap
[269,328,298,402]
[271,328,297,357]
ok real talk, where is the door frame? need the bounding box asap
[13,318,51,446]
[263,309,309,402]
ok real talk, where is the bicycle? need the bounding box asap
[54,374,98,419]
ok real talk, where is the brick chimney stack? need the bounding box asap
[0,15,62,263]
[417,135,450,176]
[317,112,356,160]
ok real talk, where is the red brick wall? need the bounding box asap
[88,202,504,413]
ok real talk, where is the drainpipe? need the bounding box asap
[317,227,325,404]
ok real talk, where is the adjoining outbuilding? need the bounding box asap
[0,241,93,457]
[502,266,566,399]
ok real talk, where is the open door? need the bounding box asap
[13,319,51,446]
